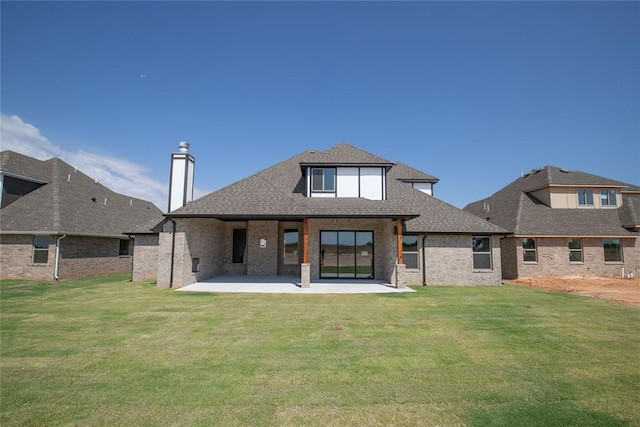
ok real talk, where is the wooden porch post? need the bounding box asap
[396,217,403,264]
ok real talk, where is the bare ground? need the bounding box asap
[508,274,640,305]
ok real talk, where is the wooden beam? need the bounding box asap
[303,217,309,264]
[396,217,403,264]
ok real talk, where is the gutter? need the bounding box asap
[422,234,427,286]
[169,218,176,289]
[54,234,67,280]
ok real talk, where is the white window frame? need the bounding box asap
[32,235,50,264]
[568,238,583,263]
[577,189,594,206]
[472,236,492,270]
[522,238,537,263]
[600,189,617,206]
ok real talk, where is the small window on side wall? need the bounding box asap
[522,238,537,262]
[119,239,132,256]
[402,235,419,269]
[568,238,583,262]
[472,236,492,270]
[33,235,50,264]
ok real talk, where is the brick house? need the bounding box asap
[464,166,640,280]
[0,151,162,280]
[140,143,507,288]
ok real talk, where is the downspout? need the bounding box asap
[421,234,427,286]
[169,218,176,289]
[54,234,67,281]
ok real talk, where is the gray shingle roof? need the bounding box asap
[170,143,507,234]
[1,151,163,237]
[464,165,639,236]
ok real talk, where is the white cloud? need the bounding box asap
[0,113,179,210]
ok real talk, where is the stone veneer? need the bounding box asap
[501,236,640,280]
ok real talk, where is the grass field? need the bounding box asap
[2,274,639,426]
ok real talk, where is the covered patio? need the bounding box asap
[177,275,416,294]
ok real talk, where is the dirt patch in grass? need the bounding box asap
[510,274,640,304]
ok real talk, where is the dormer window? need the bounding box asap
[600,189,617,206]
[311,168,336,193]
[577,189,594,206]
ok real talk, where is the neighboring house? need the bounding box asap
[464,166,640,280]
[0,151,163,280]
[141,142,507,288]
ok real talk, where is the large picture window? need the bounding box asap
[578,189,594,206]
[311,168,336,192]
[232,229,247,264]
[600,189,617,206]
[568,238,583,263]
[402,235,419,269]
[283,229,299,265]
[603,238,623,263]
[522,238,537,263]
[32,235,50,264]
[472,236,492,270]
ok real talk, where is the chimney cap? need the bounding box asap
[178,141,190,153]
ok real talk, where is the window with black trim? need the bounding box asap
[522,238,537,262]
[232,229,247,263]
[472,236,492,270]
[402,235,419,269]
[119,239,132,256]
[603,238,623,262]
[311,168,336,192]
[568,238,583,262]
[33,235,50,264]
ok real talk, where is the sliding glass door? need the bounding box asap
[320,231,373,279]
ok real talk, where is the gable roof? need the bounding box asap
[464,165,639,236]
[169,143,506,234]
[1,151,163,238]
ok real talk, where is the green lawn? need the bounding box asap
[2,275,639,426]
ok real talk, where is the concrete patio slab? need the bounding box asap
[177,275,415,294]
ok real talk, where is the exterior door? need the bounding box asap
[320,231,374,279]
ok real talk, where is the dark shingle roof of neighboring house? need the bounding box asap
[170,142,506,234]
[464,165,639,236]
[619,195,640,230]
[1,151,163,238]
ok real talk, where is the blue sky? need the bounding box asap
[2,1,638,210]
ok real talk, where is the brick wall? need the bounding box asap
[0,234,133,280]
[0,234,55,279]
[508,236,640,278]
[247,220,279,275]
[59,236,132,278]
[132,234,159,281]
[419,234,502,286]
